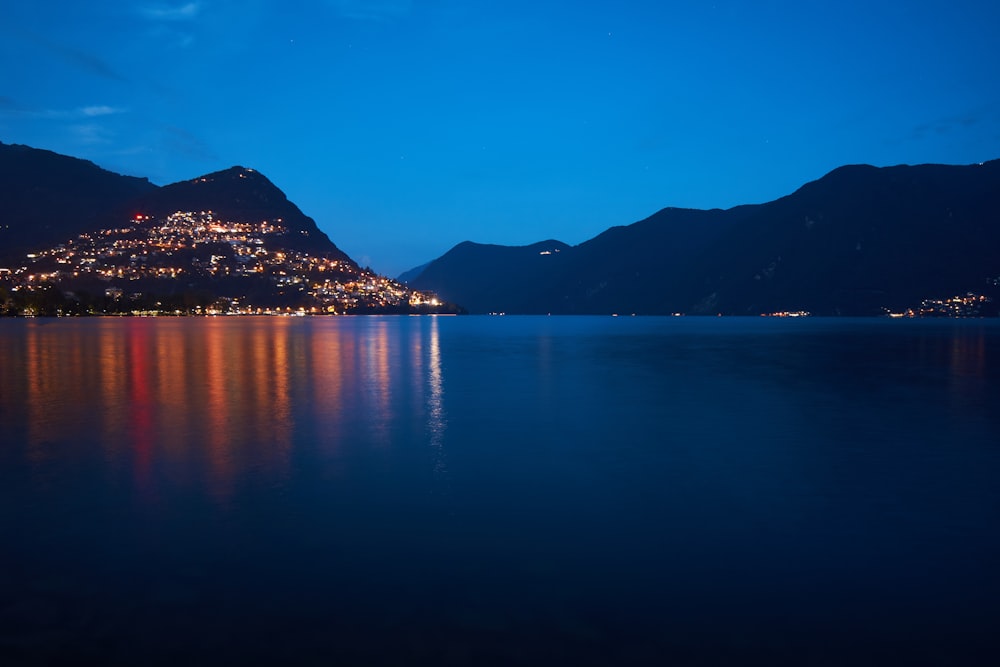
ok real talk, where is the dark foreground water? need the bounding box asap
[1,316,999,666]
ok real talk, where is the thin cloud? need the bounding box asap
[330,0,412,21]
[50,43,126,82]
[24,32,128,82]
[81,105,127,117]
[912,113,980,140]
[0,105,128,120]
[139,3,202,49]
[0,25,127,82]
[71,124,113,145]
[140,2,201,21]
[163,126,218,162]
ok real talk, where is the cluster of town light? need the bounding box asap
[0,210,444,315]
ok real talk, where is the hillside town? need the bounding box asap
[0,211,454,316]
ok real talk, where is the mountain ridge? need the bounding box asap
[5,141,998,316]
[409,159,1000,315]
[0,141,158,262]
[0,142,459,315]
[124,165,352,262]
[0,143,352,265]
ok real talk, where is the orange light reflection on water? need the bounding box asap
[9,317,451,503]
[15,319,302,504]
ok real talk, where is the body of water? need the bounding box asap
[2,316,999,665]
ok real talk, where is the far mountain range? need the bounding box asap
[2,140,998,316]
[405,159,1000,316]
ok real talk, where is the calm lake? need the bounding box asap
[2,316,999,665]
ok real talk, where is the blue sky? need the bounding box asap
[3,1,999,275]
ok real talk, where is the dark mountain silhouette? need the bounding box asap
[0,143,352,265]
[124,166,352,262]
[0,141,156,263]
[7,142,998,316]
[0,143,461,316]
[410,160,1000,315]
[397,261,431,284]
[410,240,571,313]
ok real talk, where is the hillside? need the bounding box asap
[0,144,456,315]
[125,166,351,261]
[0,141,157,262]
[410,161,1000,315]
[410,240,571,313]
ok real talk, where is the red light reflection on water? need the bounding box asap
[127,320,155,500]
[8,317,448,504]
[14,319,301,504]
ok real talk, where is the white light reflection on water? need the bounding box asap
[360,317,393,447]
[427,315,448,479]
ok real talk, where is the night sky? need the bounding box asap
[3,1,999,276]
